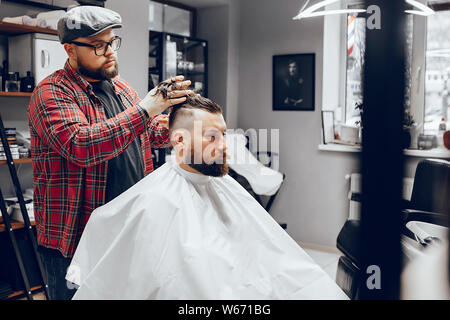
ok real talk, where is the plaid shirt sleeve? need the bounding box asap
[128,85,171,149]
[147,115,171,149]
[29,82,151,168]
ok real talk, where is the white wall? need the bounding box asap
[106,0,150,98]
[197,0,240,129]
[322,2,344,114]
[224,0,240,129]
[236,0,360,246]
[197,5,229,115]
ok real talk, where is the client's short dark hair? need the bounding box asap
[169,94,223,129]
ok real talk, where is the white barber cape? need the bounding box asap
[67,160,347,300]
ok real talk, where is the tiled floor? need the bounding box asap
[298,242,341,281]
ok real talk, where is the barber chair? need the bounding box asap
[335,159,450,299]
[225,133,287,229]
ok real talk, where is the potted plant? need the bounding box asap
[354,102,417,149]
[355,102,363,143]
[403,110,417,149]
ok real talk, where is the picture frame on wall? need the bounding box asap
[273,53,315,111]
[321,111,335,144]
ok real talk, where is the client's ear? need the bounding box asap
[171,131,184,148]
[171,129,192,156]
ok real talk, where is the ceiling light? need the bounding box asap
[293,0,435,20]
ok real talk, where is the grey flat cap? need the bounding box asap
[58,6,122,44]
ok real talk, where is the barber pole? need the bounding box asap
[348,15,355,56]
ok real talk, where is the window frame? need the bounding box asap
[340,0,436,130]
[409,0,427,134]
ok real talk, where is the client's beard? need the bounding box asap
[188,149,229,177]
[77,58,119,80]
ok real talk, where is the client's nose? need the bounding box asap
[216,135,227,153]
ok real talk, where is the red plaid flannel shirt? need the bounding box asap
[28,60,170,258]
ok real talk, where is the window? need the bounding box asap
[345,13,365,126]
[424,9,450,134]
[342,1,450,137]
[344,9,413,126]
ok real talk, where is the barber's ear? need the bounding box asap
[64,43,76,59]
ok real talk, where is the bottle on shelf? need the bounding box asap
[438,117,447,148]
[1,60,8,91]
[5,72,20,92]
[20,71,35,93]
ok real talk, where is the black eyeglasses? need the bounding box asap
[70,36,122,56]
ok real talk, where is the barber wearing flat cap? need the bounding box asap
[28,6,192,300]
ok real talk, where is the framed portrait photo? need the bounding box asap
[273,53,315,111]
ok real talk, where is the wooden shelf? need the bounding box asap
[7,285,43,300]
[0,216,36,233]
[0,158,32,165]
[0,91,32,97]
[0,21,58,36]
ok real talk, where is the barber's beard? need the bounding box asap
[187,149,229,177]
[77,57,119,80]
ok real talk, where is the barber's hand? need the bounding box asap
[140,76,193,117]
